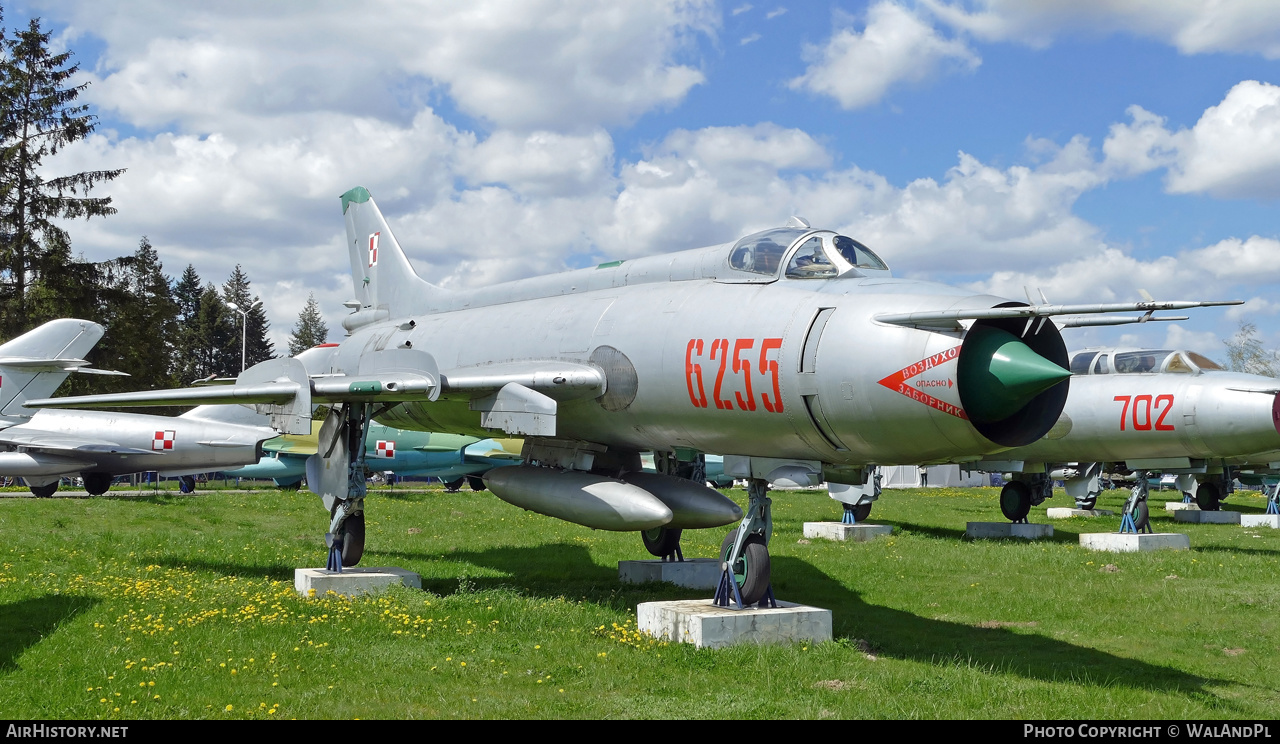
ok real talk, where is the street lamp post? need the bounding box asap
[227,302,248,374]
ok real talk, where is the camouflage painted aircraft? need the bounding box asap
[32,187,1238,603]
[0,319,277,496]
[968,346,1280,527]
[222,420,522,490]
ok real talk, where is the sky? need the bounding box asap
[11,0,1280,359]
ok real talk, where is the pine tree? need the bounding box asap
[194,283,237,378]
[108,237,178,391]
[221,264,274,370]
[172,264,204,384]
[288,292,329,356]
[0,16,123,338]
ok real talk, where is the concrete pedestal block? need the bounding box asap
[1174,510,1241,524]
[802,522,893,542]
[1240,514,1280,529]
[1079,533,1190,553]
[618,559,722,589]
[637,599,832,649]
[1165,502,1199,511]
[966,522,1054,539]
[295,567,421,597]
[1046,508,1115,519]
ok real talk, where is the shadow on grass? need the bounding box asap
[380,540,1230,700]
[0,595,99,671]
[774,555,1231,702]
[149,556,295,581]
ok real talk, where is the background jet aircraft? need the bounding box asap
[0,319,279,496]
[969,346,1280,526]
[222,421,522,489]
[33,188,1237,602]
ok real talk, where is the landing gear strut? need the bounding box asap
[1120,474,1151,534]
[714,478,775,608]
[642,526,683,561]
[312,403,372,572]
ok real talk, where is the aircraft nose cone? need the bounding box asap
[960,325,1071,423]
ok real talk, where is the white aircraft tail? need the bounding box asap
[0,319,105,418]
[340,186,449,329]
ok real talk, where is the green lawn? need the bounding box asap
[0,483,1276,719]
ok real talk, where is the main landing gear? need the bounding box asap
[714,478,776,608]
[1000,474,1053,522]
[313,404,372,572]
[642,526,684,561]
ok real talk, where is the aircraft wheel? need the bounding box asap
[83,473,112,496]
[720,530,771,606]
[1195,482,1221,511]
[1078,496,1098,510]
[275,479,302,491]
[853,502,872,522]
[999,481,1032,522]
[443,478,464,492]
[339,513,365,567]
[29,482,58,498]
[467,475,486,492]
[1132,500,1150,531]
[178,476,196,494]
[641,526,682,557]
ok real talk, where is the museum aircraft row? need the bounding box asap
[19,185,1259,605]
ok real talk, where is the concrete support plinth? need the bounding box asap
[1165,502,1199,511]
[1174,510,1241,524]
[1079,533,1190,553]
[966,522,1054,539]
[295,567,421,597]
[1242,514,1280,528]
[637,599,832,649]
[618,559,722,589]
[1046,508,1115,519]
[802,522,893,542]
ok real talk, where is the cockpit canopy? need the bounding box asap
[727,227,889,280]
[1068,348,1225,376]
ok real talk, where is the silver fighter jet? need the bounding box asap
[31,188,1239,602]
[0,319,279,496]
[968,346,1280,527]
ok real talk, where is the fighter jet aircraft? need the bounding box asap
[31,187,1238,603]
[967,346,1280,527]
[222,420,521,489]
[0,319,279,496]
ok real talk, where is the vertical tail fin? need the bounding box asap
[0,319,105,418]
[340,186,448,330]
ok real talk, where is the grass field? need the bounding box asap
[0,482,1277,719]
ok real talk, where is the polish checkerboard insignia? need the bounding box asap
[153,430,176,451]
[375,440,395,459]
[368,231,380,267]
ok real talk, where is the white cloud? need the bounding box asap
[923,0,1280,58]
[789,2,979,110]
[64,0,717,132]
[732,3,753,16]
[766,7,787,20]
[1103,81,1280,198]
[741,33,762,45]
[458,130,615,197]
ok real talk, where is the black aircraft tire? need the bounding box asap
[853,502,872,522]
[467,475,486,492]
[642,526,683,557]
[29,482,58,498]
[720,530,771,605]
[178,476,196,494]
[1078,496,1098,511]
[1196,482,1221,511]
[276,480,302,491]
[1133,500,1150,532]
[83,473,112,496]
[1000,481,1032,522]
[443,477,464,492]
[341,514,366,568]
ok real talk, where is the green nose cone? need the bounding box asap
[960,325,1071,423]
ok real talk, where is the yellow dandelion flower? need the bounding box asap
[225,704,233,711]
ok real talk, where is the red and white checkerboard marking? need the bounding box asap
[153,430,176,451]
[374,440,395,459]
[368,231,380,267]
